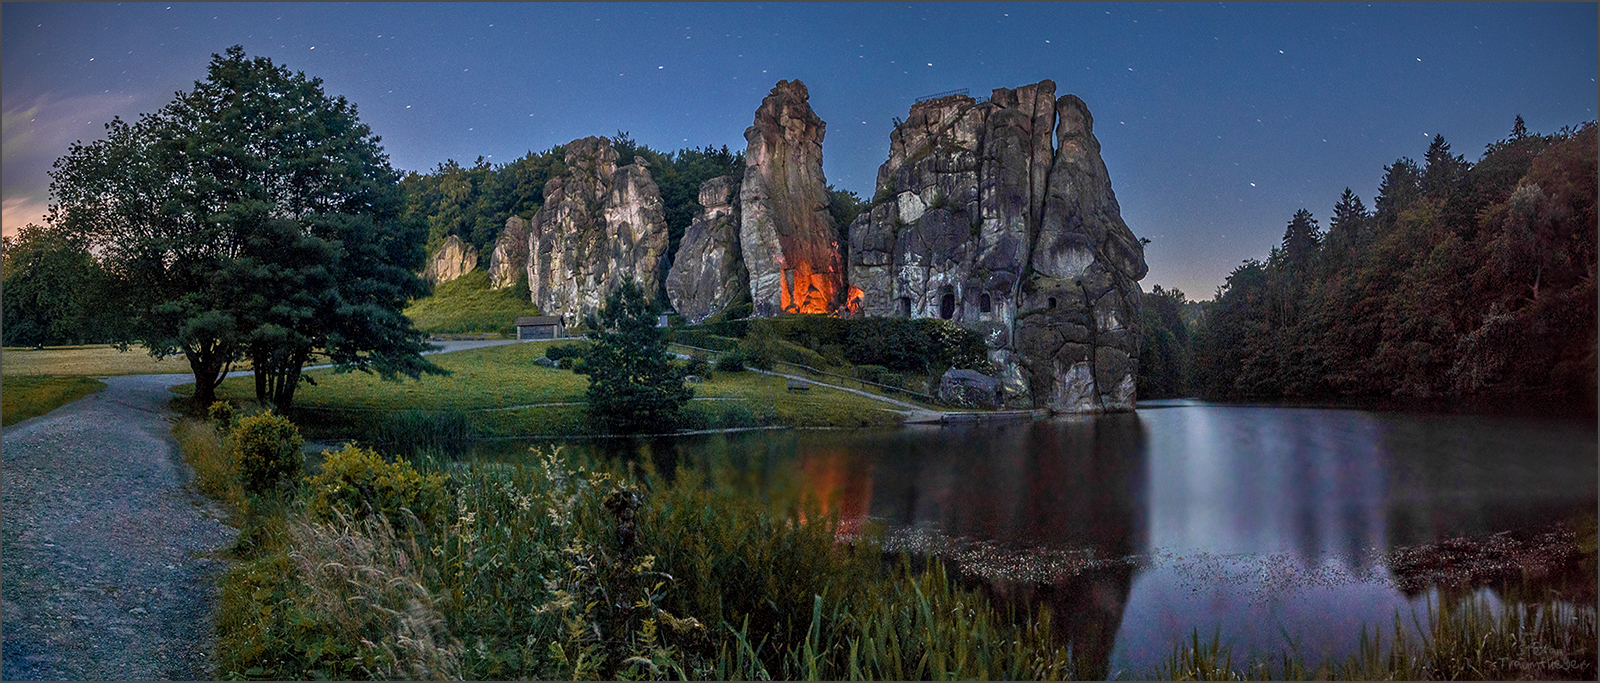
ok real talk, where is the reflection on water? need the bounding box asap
[468,400,1597,675]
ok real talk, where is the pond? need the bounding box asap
[462,399,1598,677]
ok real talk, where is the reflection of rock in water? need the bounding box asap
[857,413,1149,679]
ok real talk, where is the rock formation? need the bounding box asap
[847,80,1148,413]
[526,136,670,328]
[665,174,749,323]
[739,80,847,317]
[423,235,478,285]
[486,216,530,290]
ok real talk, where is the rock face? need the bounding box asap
[423,235,478,284]
[665,174,748,323]
[938,368,1004,409]
[487,216,530,290]
[526,136,670,328]
[847,81,1148,413]
[739,80,847,317]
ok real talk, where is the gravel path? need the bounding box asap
[2,374,237,680]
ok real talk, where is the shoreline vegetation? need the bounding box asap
[173,408,1597,680]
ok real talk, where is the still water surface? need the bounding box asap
[469,400,1597,677]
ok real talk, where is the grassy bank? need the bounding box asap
[179,341,906,440]
[178,414,1078,679]
[402,269,543,336]
[1,344,199,376]
[1,375,106,425]
[176,412,1597,681]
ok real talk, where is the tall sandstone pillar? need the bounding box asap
[739,80,845,317]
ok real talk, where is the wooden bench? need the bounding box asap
[786,379,810,392]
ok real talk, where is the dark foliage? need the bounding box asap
[741,314,988,374]
[1136,285,1194,399]
[1,223,123,347]
[1192,120,1596,401]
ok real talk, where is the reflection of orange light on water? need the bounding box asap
[781,260,841,314]
[799,448,873,537]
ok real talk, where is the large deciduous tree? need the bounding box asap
[47,45,440,407]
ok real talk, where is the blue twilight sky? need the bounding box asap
[3,2,1595,299]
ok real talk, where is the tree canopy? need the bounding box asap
[46,45,441,407]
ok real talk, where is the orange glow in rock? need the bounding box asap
[780,260,841,314]
[844,286,864,317]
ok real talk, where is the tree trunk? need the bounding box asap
[185,345,226,407]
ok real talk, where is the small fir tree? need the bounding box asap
[578,280,692,434]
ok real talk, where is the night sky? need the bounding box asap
[4,2,1595,299]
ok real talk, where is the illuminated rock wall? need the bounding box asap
[738,80,847,317]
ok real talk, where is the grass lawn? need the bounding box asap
[183,340,906,437]
[403,268,544,335]
[667,343,946,412]
[2,375,107,426]
[2,344,200,376]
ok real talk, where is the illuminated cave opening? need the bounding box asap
[781,260,840,314]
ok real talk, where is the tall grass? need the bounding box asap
[1153,593,1597,680]
[179,412,1596,681]
[173,417,248,515]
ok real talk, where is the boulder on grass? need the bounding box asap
[938,368,1003,409]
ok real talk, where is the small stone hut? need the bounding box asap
[515,316,564,340]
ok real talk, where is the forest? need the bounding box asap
[1137,118,1597,403]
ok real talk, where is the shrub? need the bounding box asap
[306,444,451,529]
[671,328,742,352]
[686,357,712,378]
[545,343,588,361]
[856,364,896,386]
[228,411,304,496]
[208,400,236,429]
[736,336,777,371]
[715,351,747,372]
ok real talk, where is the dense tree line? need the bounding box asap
[1185,120,1596,401]
[1135,285,1195,399]
[1,223,124,347]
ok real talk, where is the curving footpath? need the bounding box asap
[2,373,236,680]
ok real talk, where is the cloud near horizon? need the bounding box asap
[2,196,48,238]
[2,90,159,238]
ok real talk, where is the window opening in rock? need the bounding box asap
[899,296,912,318]
[1047,297,1057,310]
[980,293,992,313]
[940,292,955,320]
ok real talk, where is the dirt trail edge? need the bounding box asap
[3,373,236,680]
